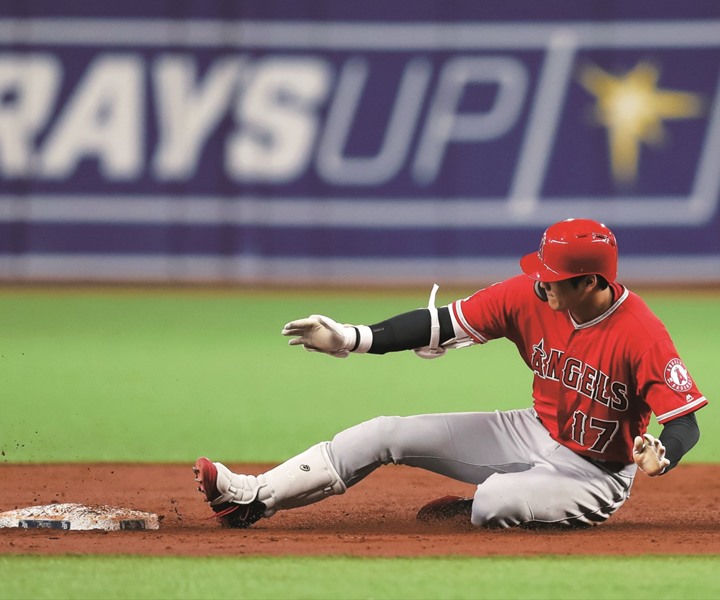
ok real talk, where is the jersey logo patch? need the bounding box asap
[665,358,693,392]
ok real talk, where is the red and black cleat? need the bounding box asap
[193,457,265,529]
[416,495,473,523]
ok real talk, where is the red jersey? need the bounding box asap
[451,275,708,463]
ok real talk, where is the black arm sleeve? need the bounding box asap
[659,412,700,473]
[367,307,455,354]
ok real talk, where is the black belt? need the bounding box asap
[579,454,628,474]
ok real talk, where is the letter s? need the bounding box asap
[226,57,332,182]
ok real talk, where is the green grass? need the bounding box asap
[1,555,719,600]
[0,289,718,600]
[0,289,717,463]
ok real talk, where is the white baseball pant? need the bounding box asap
[327,407,636,528]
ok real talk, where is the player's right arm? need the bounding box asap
[281,307,462,358]
[282,278,519,358]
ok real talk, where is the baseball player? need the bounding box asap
[194,218,706,529]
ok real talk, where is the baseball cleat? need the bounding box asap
[416,495,473,523]
[193,457,265,529]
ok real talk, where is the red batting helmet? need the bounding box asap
[520,218,618,282]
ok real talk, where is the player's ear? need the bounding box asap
[585,275,596,289]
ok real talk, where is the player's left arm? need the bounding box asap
[632,332,708,476]
[633,412,700,476]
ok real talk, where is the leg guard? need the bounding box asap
[258,442,346,516]
[213,442,346,519]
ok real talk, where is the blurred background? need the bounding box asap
[1,0,718,288]
[0,1,718,464]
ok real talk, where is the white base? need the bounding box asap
[0,503,160,531]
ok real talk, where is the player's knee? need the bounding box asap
[372,415,407,461]
[332,414,446,471]
[333,415,404,465]
[471,479,534,528]
[369,415,427,464]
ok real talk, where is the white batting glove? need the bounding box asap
[632,433,670,476]
[281,315,356,358]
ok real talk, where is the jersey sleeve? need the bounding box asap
[451,276,525,343]
[636,338,708,423]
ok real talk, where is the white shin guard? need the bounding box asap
[257,442,346,517]
[218,442,346,518]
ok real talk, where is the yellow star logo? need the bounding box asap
[579,61,704,184]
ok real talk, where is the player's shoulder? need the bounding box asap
[495,273,536,294]
[467,274,536,301]
[616,285,671,340]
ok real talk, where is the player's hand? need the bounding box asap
[632,433,670,476]
[281,315,356,358]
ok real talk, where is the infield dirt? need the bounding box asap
[1,463,718,556]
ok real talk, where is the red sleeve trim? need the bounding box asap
[656,397,708,423]
[452,300,488,344]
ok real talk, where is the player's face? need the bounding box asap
[539,279,585,312]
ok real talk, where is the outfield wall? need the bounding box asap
[0,2,719,285]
